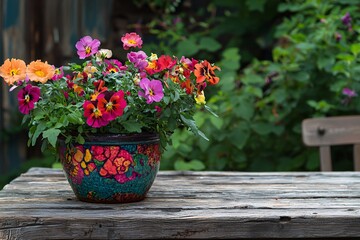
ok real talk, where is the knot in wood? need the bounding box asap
[317,127,326,136]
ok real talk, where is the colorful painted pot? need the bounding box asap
[58,133,161,203]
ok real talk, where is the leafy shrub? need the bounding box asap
[146,0,360,171]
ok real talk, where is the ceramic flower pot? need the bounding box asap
[58,133,161,203]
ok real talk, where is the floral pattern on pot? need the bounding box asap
[59,135,161,203]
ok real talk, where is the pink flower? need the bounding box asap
[121,32,143,50]
[52,66,64,80]
[17,84,41,114]
[138,78,164,104]
[342,88,357,97]
[127,51,148,70]
[75,36,101,59]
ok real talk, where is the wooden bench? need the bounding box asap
[302,115,360,171]
[1,168,360,239]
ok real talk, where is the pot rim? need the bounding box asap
[60,132,160,145]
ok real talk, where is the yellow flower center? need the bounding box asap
[93,108,101,118]
[109,68,117,73]
[85,46,91,54]
[35,70,45,77]
[149,89,154,96]
[106,102,113,111]
[128,39,136,44]
[148,62,156,69]
[24,95,30,103]
[10,68,19,76]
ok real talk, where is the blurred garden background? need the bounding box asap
[1,0,360,189]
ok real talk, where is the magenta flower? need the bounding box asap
[83,100,110,128]
[75,36,101,59]
[17,84,41,114]
[127,51,148,70]
[341,12,352,27]
[104,59,127,73]
[138,78,164,104]
[51,66,64,80]
[121,32,143,50]
[342,88,357,97]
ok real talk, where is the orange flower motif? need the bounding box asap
[0,58,27,85]
[26,60,55,83]
[194,60,220,85]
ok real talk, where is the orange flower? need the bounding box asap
[26,60,55,83]
[194,60,220,85]
[0,58,26,85]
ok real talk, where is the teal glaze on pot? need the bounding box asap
[58,133,161,203]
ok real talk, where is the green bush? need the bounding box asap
[145,0,360,171]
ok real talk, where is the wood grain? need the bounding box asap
[0,168,360,239]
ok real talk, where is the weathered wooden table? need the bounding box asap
[0,168,359,239]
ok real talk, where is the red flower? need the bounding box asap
[91,80,108,101]
[145,60,161,75]
[180,79,195,95]
[17,84,41,114]
[157,55,177,71]
[83,100,110,128]
[98,90,127,121]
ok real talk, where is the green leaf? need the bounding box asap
[177,39,198,56]
[209,115,223,130]
[296,43,315,51]
[174,159,206,171]
[67,112,84,124]
[245,0,266,12]
[122,121,143,133]
[291,72,309,82]
[350,43,360,56]
[199,37,222,52]
[228,122,250,150]
[234,96,254,121]
[193,112,206,128]
[163,96,170,105]
[336,53,355,62]
[76,134,85,144]
[270,88,287,104]
[317,55,335,70]
[42,128,61,148]
[223,48,241,61]
[218,71,236,92]
[32,123,47,146]
[251,122,273,135]
[204,105,219,118]
[244,86,263,98]
[242,73,264,85]
[180,114,208,141]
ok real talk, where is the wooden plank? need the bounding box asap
[302,115,360,146]
[0,168,360,239]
